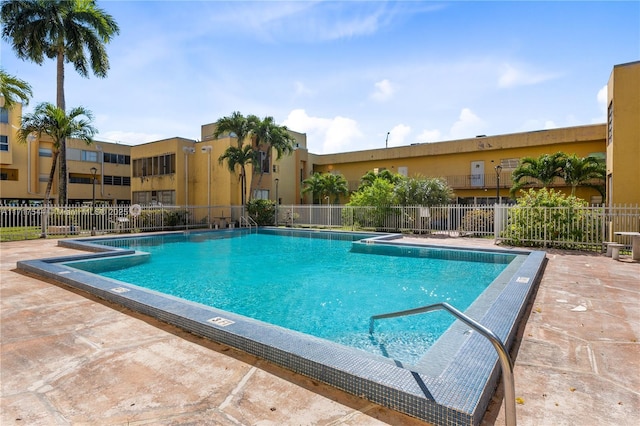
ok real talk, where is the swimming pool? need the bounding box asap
[62,230,516,365]
[18,229,546,426]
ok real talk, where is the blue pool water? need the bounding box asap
[69,231,515,365]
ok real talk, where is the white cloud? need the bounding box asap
[415,129,442,143]
[543,120,558,130]
[449,108,487,139]
[498,63,558,88]
[283,109,363,154]
[215,1,386,43]
[594,84,608,122]
[387,124,411,147]
[370,79,395,102]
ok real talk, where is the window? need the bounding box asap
[258,151,270,173]
[253,189,269,200]
[133,190,174,205]
[133,153,175,177]
[0,168,18,180]
[69,174,93,184]
[500,158,520,169]
[607,102,613,145]
[0,108,8,123]
[39,147,52,157]
[103,152,131,164]
[81,150,98,162]
[102,175,131,186]
[0,135,8,152]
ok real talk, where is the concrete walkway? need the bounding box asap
[1,237,638,425]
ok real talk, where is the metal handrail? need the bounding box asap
[239,215,257,230]
[369,302,517,426]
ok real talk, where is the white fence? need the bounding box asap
[2,203,638,252]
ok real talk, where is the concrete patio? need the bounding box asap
[1,236,638,425]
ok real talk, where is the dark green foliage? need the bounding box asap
[501,188,602,248]
[247,199,276,225]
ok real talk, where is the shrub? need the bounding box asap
[459,209,494,235]
[247,199,276,225]
[501,188,602,248]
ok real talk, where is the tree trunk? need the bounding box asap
[44,150,59,204]
[56,50,68,204]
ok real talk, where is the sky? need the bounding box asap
[1,0,639,154]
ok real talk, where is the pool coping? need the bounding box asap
[17,229,546,426]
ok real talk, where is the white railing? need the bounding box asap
[2,203,638,251]
[0,204,247,241]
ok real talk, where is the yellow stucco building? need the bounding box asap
[0,103,132,205]
[1,61,638,207]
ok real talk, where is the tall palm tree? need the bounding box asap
[251,115,296,188]
[16,102,96,204]
[218,144,257,206]
[212,111,254,149]
[563,154,606,196]
[0,69,32,108]
[510,152,566,195]
[2,0,119,204]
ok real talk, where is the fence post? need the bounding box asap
[543,207,548,247]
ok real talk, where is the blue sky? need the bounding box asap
[2,1,639,154]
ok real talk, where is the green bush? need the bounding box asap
[247,199,276,225]
[459,209,494,234]
[501,188,602,248]
[164,209,188,227]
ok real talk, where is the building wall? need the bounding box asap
[129,138,195,206]
[1,102,132,205]
[309,125,607,203]
[606,61,640,205]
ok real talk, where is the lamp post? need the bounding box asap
[385,132,390,148]
[274,178,279,226]
[495,165,502,204]
[90,167,97,235]
[201,146,212,227]
[182,147,195,206]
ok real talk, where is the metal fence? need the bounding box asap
[2,203,638,252]
[0,204,248,241]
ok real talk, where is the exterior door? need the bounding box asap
[471,161,485,187]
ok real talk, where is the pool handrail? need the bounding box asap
[240,215,258,230]
[369,302,517,426]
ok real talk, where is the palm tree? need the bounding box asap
[251,115,296,188]
[358,169,400,190]
[212,111,254,149]
[302,172,348,204]
[510,152,566,195]
[322,173,349,203]
[218,144,257,206]
[0,69,32,108]
[16,102,96,204]
[2,0,119,204]
[301,172,326,204]
[563,154,606,196]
